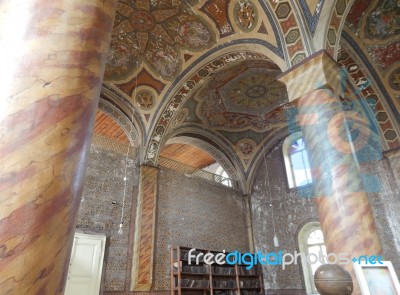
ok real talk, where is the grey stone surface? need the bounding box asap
[76,142,400,293]
[77,144,138,291]
[251,141,400,291]
[251,143,318,291]
[361,158,400,275]
[153,168,249,290]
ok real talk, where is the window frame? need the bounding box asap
[298,221,326,295]
[283,132,312,189]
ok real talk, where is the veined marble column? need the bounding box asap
[278,51,383,294]
[0,1,117,294]
[131,165,159,291]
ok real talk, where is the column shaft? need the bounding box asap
[131,165,159,291]
[279,51,383,294]
[0,1,117,294]
[298,88,382,292]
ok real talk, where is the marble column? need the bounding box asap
[131,165,159,291]
[278,51,383,294]
[0,1,117,294]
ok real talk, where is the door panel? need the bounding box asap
[65,233,106,295]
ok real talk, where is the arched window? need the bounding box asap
[298,222,327,294]
[283,132,312,188]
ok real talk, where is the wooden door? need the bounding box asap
[64,232,106,295]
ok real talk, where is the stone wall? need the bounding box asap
[361,157,400,273]
[251,141,400,294]
[251,143,318,293]
[76,140,399,294]
[386,149,400,188]
[77,144,138,291]
[77,145,249,293]
[153,168,249,290]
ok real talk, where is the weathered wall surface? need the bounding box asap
[77,146,248,292]
[251,141,400,294]
[76,140,399,294]
[154,168,249,290]
[361,157,400,273]
[251,143,317,293]
[77,143,138,291]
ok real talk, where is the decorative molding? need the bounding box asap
[259,0,306,66]
[324,0,353,59]
[298,0,325,36]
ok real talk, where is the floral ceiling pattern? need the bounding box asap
[195,63,289,132]
[105,0,215,82]
[342,0,400,144]
[174,60,291,147]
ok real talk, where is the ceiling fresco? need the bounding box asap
[192,60,288,132]
[200,0,235,38]
[96,0,400,191]
[365,0,400,40]
[343,0,400,120]
[234,1,258,32]
[142,51,290,169]
[165,59,294,172]
[102,0,296,130]
[105,0,215,82]
[345,0,400,73]
[337,46,400,149]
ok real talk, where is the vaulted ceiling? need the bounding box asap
[97,0,400,193]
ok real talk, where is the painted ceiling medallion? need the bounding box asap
[136,90,155,110]
[235,1,258,31]
[221,70,284,116]
[237,139,256,158]
[194,62,289,132]
[105,0,214,82]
